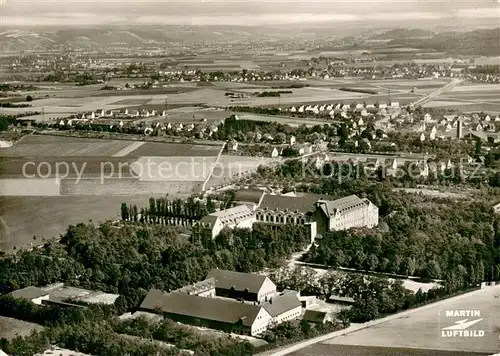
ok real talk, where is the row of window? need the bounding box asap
[256,212,306,225]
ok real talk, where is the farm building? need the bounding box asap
[139,271,302,336]
[302,310,333,324]
[139,289,272,336]
[171,278,216,297]
[207,269,277,303]
[10,286,50,305]
[10,283,119,306]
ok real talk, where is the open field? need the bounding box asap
[0,195,158,252]
[0,157,138,179]
[131,156,218,182]
[0,135,134,157]
[0,316,44,341]
[205,155,279,189]
[288,344,490,356]
[109,98,152,105]
[320,285,500,354]
[423,84,500,113]
[2,79,498,120]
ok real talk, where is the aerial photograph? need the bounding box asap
[0,0,499,355]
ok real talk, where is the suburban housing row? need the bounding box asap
[192,192,379,243]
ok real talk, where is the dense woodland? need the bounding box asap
[0,222,313,354]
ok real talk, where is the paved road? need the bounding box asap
[257,284,500,356]
[411,79,462,107]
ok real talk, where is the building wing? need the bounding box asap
[140,289,262,327]
[206,269,268,295]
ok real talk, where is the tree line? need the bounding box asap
[120,197,215,224]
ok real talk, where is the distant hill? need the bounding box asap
[369,28,435,40]
[0,26,319,52]
[388,28,500,56]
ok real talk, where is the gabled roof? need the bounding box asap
[302,310,328,323]
[234,189,266,204]
[263,291,301,317]
[199,205,254,226]
[206,269,270,295]
[259,193,331,214]
[316,195,372,217]
[173,278,215,295]
[140,289,263,327]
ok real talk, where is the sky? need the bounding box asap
[0,0,499,27]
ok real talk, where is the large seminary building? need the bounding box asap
[193,191,379,242]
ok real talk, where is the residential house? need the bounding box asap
[10,286,50,305]
[313,195,379,235]
[289,136,296,145]
[384,158,399,177]
[493,202,500,214]
[206,269,277,303]
[364,158,380,171]
[429,126,437,140]
[269,147,280,158]
[297,144,313,155]
[193,205,255,241]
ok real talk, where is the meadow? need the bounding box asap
[124,142,222,157]
[0,195,154,252]
[0,135,134,157]
[205,155,278,189]
[423,84,500,113]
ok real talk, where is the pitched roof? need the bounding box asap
[259,193,330,214]
[206,269,270,295]
[302,310,328,323]
[140,289,263,327]
[316,195,372,218]
[199,205,254,226]
[234,189,265,204]
[10,286,48,301]
[173,278,215,295]
[263,291,301,317]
